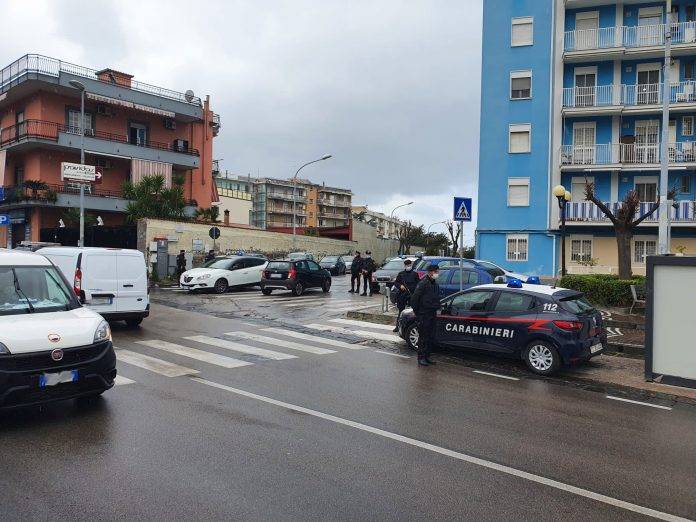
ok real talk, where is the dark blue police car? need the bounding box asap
[397,280,606,375]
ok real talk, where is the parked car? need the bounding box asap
[436,266,494,298]
[413,256,478,278]
[319,255,347,275]
[0,250,116,409]
[38,247,150,327]
[287,252,315,261]
[373,256,420,288]
[473,259,529,282]
[14,241,62,252]
[179,255,268,294]
[261,259,332,296]
[397,280,606,375]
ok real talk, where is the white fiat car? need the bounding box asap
[180,255,268,294]
[0,250,116,409]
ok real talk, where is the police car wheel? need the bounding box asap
[524,341,560,375]
[405,323,420,351]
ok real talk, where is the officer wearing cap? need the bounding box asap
[392,258,419,332]
[409,263,441,366]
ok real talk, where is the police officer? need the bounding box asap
[410,263,440,366]
[349,251,363,293]
[176,250,187,278]
[205,249,215,263]
[361,251,376,296]
[392,258,419,332]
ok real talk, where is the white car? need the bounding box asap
[473,259,529,282]
[0,250,116,409]
[180,255,268,293]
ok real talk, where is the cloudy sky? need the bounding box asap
[1,0,482,243]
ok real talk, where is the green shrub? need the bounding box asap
[559,274,646,307]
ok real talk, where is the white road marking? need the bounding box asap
[116,349,200,377]
[280,299,353,308]
[606,395,672,411]
[304,324,401,343]
[137,340,252,369]
[224,332,336,355]
[606,327,623,338]
[472,370,520,382]
[262,327,366,350]
[330,319,396,331]
[373,350,411,359]
[191,378,687,522]
[185,335,297,361]
[114,375,135,385]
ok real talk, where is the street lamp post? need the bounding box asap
[390,201,413,218]
[426,220,446,256]
[553,185,572,277]
[69,80,86,247]
[292,155,332,249]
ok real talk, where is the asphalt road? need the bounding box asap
[2,282,695,521]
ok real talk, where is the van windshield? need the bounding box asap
[0,266,77,315]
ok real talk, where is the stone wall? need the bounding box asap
[351,219,401,263]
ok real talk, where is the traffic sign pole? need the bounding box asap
[453,197,472,293]
[459,223,464,292]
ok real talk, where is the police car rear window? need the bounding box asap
[267,261,291,270]
[558,295,595,314]
[494,292,535,312]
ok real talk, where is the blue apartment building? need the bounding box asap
[477,0,696,276]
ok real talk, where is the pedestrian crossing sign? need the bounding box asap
[453,197,472,222]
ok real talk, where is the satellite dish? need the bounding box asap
[184,89,195,102]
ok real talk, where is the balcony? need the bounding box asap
[565,200,696,225]
[0,183,130,213]
[318,198,352,208]
[320,211,350,219]
[560,142,696,168]
[266,191,306,202]
[266,220,305,228]
[562,85,619,111]
[268,206,306,216]
[563,81,696,112]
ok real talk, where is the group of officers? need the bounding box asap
[347,251,378,296]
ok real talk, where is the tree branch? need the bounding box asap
[631,187,678,227]
[585,181,618,226]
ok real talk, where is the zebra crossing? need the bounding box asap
[114,319,397,386]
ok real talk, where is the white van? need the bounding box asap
[37,247,150,327]
[0,250,116,409]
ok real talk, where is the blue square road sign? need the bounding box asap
[0,214,9,226]
[453,197,472,222]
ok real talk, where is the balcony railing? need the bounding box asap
[320,212,350,219]
[560,142,696,166]
[0,119,200,156]
[0,54,202,105]
[268,206,306,216]
[562,85,618,108]
[266,191,306,201]
[266,220,305,227]
[563,81,696,108]
[318,198,352,207]
[1,183,124,204]
[565,200,695,223]
[564,21,696,53]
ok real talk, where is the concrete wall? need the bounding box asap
[217,196,252,225]
[351,219,401,263]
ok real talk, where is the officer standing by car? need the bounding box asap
[361,251,377,296]
[392,258,419,331]
[205,249,216,263]
[349,251,363,293]
[176,250,187,278]
[410,264,440,366]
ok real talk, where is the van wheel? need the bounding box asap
[523,341,561,375]
[125,318,143,328]
[214,278,229,294]
[293,282,304,296]
[262,288,272,296]
[322,280,331,293]
[404,322,420,351]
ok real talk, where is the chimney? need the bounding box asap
[224,210,230,226]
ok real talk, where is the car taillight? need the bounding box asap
[553,320,583,331]
[288,266,297,279]
[73,268,82,296]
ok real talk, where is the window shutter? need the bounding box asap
[508,178,530,206]
[510,131,530,153]
[512,19,533,46]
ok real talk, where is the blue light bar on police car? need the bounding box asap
[507,278,523,288]
[526,276,540,285]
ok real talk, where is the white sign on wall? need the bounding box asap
[61,162,97,182]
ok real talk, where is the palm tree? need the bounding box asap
[122,175,187,223]
[194,206,220,223]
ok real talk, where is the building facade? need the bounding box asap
[351,205,404,240]
[478,1,696,277]
[0,54,218,247]
[214,169,252,225]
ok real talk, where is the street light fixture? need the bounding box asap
[292,155,332,248]
[68,80,87,247]
[553,184,572,277]
[390,201,413,218]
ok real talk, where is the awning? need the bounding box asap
[131,159,172,188]
[86,92,175,118]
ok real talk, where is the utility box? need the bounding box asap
[645,256,696,389]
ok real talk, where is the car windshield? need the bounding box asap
[381,259,406,270]
[268,261,291,270]
[0,266,76,316]
[204,258,235,269]
[321,257,338,263]
[559,295,596,315]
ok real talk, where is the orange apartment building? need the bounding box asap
[0,54,218,247]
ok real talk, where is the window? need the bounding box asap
[681,174,692,194]
[634,239,657,264]
[308,261,321,271]
[67,109,93,135]
[686,62,694,80]
[448,291,495,314]
[507,177,530,206]
[493,292,535,312]
[570,238,593,262]
[510,71,532,99]
[129,122,147,146]
[635,180,658,202]
[450,270,479,286]
[506,234,528,262]
[511,17,533,47]
[684,116,694,136]
[14,165,24,186]
[509,124,531,153]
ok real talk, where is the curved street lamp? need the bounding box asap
[390,201,413,218]
[553,184,572,277]
[292,155,332,248]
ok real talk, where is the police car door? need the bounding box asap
[437,290,496,348]
[483,290,538,354]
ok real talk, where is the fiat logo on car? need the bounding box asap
[48,333,61,343]
[51,349,64,362]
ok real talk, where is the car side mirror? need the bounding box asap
[494,275,506,284]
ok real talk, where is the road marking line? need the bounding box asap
[279,299,353,308]
[606,395,672,411]
[224,332,336,355]
[331,319,396,331]
[472,370,520,381]
[373,350,411,359]
[136,340,252,369]
[304,324,401,343]
[114,375,136,385]
[185,335,297,361]
[116,349,200,377]
[262,328,366,350]
[191,377,688,522]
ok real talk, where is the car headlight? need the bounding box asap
[197,274,212,280]
[0,342,10,355]
[94,320,111,343]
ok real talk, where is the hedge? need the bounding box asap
[558,274,646,307]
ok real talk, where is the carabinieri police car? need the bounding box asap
[397,279,607,375]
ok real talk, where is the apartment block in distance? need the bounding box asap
[478,1,696,276]
[351,205,404,240]
[213,164,252,226]
[0,54,219,247]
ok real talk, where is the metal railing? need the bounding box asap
[0,119,199,156]
[562,81,696,108]
[560,143,696,166]
[320,212,350,219]
[564,21,696,52]
[562,85,618,108]
[318,198,352,207]
[266,191,307,201]
[1,183,124,203]
[268,206,307,216]
[564,26,620,52]
[565,200,695,223]
[0,54,202,105]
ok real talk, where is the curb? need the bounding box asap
[347,309,397,325]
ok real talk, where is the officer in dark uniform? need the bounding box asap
[410,264,441,366]
[205,250,215,263]
[176,250,187,278]
[392,258,419,331]
[361,251,377,296]
[349,251,363,293]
